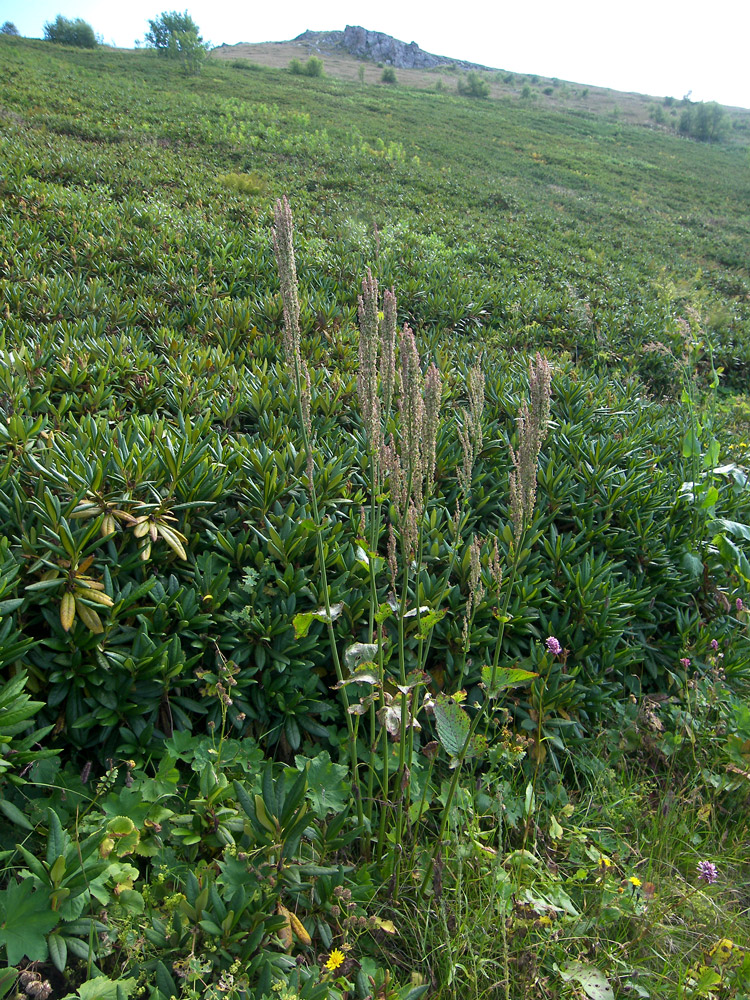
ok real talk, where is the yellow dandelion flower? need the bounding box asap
[627,876,642,888]
[598,856,612,869]
[324,949,345,972]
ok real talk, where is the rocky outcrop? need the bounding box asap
[293,25,489,71]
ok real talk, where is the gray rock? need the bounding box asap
[293,25,490,71]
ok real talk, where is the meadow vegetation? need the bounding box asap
[0,31,749,1000]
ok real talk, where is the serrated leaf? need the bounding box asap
[433,694,471,759]
[0,881,59,964]
[560,962,614,1000]
[76,977,137,1000]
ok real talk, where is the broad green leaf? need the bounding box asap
[560,962,614,1000]
[344,642,379,671]
[710,518,750,541]
[333,666,379,688]
[296,751,349,818]
[0,880,59,964]
[48,932,67,972]
[0,969,18,1000]
[680,549,703,579]
[690,966,722,994]
[682,429,701,459]
[433,694,470,757]
[76,977,137,1000]
[0,799,34,831]
[481,665,538,698]
[293,603,345,638]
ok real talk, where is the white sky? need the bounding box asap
[3,0,749,110]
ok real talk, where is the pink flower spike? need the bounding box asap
[697,860,718,884]
[545,636,562,657]
[680,657,691,669]
[710,639,719,651]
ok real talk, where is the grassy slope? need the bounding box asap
[1,36,750,1000]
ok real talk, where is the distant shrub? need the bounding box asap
[664,95,675,107]
[581,87,589,98]
[381,67,397,84]
[217,171,267,197]
[649,103,666,124]
[289,56,324,77]
[144,11,209,74]
[543,86,553,95]
[434,78,446,93]
[1,21,19,35]
[679,101,727,142]
[530,74,539,84]
[231,58,260,71]
[503,72,514,84]
[43,15,97,48]
[457,70,490,98]
[521,84,532,99]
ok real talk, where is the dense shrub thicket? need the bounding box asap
[43,15,97,48]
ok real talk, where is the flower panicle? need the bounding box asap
[380,288,397,423]
[509,353,552,543]
[423,362,442,495]
[271,197,301,375]
[357,269,381,449]
[457,363,485,495]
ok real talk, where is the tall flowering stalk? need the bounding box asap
[419,352,553,902]
[272,198,362,826]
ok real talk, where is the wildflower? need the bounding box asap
[627,876,642,888]
[736,598,744,612]
[697,860,719,884]
[598,856,613,869]
[545,636,562,656]
[324,949,345,972]
[680,657,691,669]
[710,639,719,651]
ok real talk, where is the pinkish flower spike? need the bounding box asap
[545,636,562,656]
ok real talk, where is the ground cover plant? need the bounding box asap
[0,32,749,1000]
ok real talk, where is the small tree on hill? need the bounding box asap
[144,10,208,74]
[1,21,20,36]
[381,67,397,84]
[457,70,490,98]
[44,15,97,48]
[679,101,727,142]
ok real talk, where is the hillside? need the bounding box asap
[212,26,750,136]
[1,33,750,1000]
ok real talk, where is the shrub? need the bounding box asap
[1,21,19,35]
[289,55,324,78]
[43,15,97,48]
[521,84,532,99]
[457,70,490,98]
[217,171,267,196]
[679,101,727,142]
[144,10,208,74]
[543,86,554,96]
[381,66,397,84]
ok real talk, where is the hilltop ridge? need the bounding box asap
[292,25,489,71]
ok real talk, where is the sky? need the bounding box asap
[3,0,749,110]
